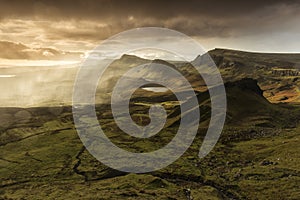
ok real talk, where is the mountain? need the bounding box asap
[101,49,300,104]
[1,49,300,199]
[1,49,299,107]
[207,48,300,103]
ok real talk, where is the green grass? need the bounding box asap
[1,78,300,199]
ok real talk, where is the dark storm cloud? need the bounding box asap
[0,0,296,19]
[0,0,299,39]
[0,0,299,53]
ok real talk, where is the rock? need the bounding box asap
[183,188,193,200]
[279,96,289,101]
[260,160,278,166]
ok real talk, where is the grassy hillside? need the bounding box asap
[208,49,300,103]
[1,77,299,199]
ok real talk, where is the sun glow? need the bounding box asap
[0,59,81,67]
[0,74,16,78]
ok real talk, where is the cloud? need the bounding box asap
[1,0,299,38]
[0,0,294,19]
[0,40,83,60]
[0,0,299,52]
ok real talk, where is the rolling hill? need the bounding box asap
[0,49,300,199]
[1,76,300,199]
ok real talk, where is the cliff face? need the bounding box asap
[205,48,300,103]
[225,78,264,96]
[272,69,300,77]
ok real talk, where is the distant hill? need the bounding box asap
[97,49,300,104]
[207,48,300,103]
[0,48,299,107]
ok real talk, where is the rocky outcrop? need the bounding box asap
[272,69,300,77]
[225,78,264,96]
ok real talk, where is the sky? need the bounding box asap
[0,0,300,61]
[0,0,299,107]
